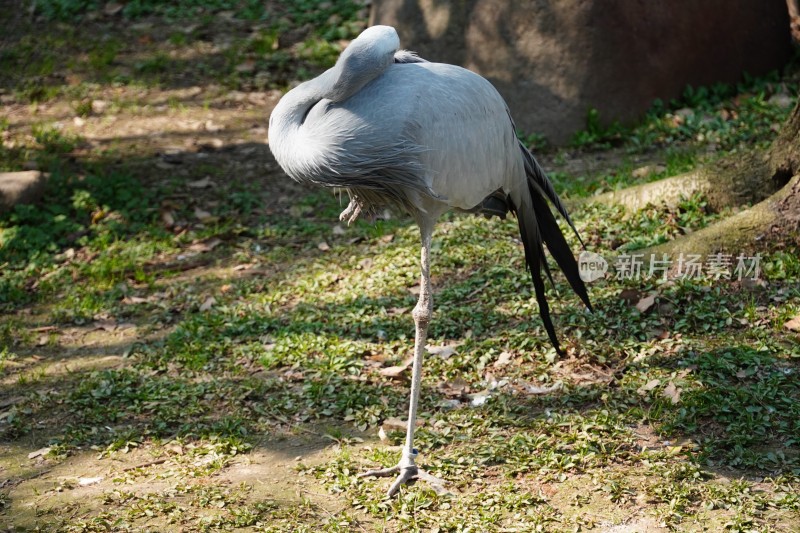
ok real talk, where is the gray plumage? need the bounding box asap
[269,25,591,496]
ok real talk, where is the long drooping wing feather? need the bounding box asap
[510,143,592,354]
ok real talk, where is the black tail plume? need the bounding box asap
[512,143,593,355]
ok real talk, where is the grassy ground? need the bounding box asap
[1,2,800,531]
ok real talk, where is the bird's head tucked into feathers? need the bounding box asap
[329,26,400,103]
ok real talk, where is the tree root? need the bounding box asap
[648,174,799,258]
[583,150,777,212]
[584,169,710,212]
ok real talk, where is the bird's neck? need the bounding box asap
[268,44,396,181]
[269,68,335,133]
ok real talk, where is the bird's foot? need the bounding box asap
[358,449,448,497]
[338,198,362,225]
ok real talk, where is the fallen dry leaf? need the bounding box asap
[426,342,462,359]
[122,296,149,305]
[637,379,661,395]
[662,382,682,404]
[493,350,513,368]
[784,314,800,332]
[187,176,214,188]
[28,447,51,459]
[165,442,185,456]
[160,209,175,228]
[438,377,470,398]
[378,357,413,378]
[194,206,215,222]
[188,238,222,253]
[518,380,562,395]
[199,296,216,312]
[104,2,123,16]
[636,294,657,313]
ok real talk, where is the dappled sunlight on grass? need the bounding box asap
[1,1,800,530]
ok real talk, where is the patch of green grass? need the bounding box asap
[87,39,121,73]
[31,123,81,154]
[658,347,800,472]
[2,8,799,531]
[571,107,628,149]
[579,191,727,251]
[0,169,162,307]
[33,0,99,20]
[134,52,171,76]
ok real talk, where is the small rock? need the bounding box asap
[161,147,183,163]
[0,171,47,213]
[91,100,108,114]
[235,61,255,73]
[187,177,214,188]
[104,2,123,16]
[204,120,223,132]
[632,164,666,179]
[768,93,794,109]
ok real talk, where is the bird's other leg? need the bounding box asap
[339,195,362,225]
[360,220,445,497]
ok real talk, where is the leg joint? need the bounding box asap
[412,301,432,323]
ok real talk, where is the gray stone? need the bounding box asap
[0,171,47,213]
[372,0,793,144]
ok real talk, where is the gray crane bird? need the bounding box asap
[269,25,592,497]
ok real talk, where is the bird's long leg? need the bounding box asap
[359,220,445,497]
